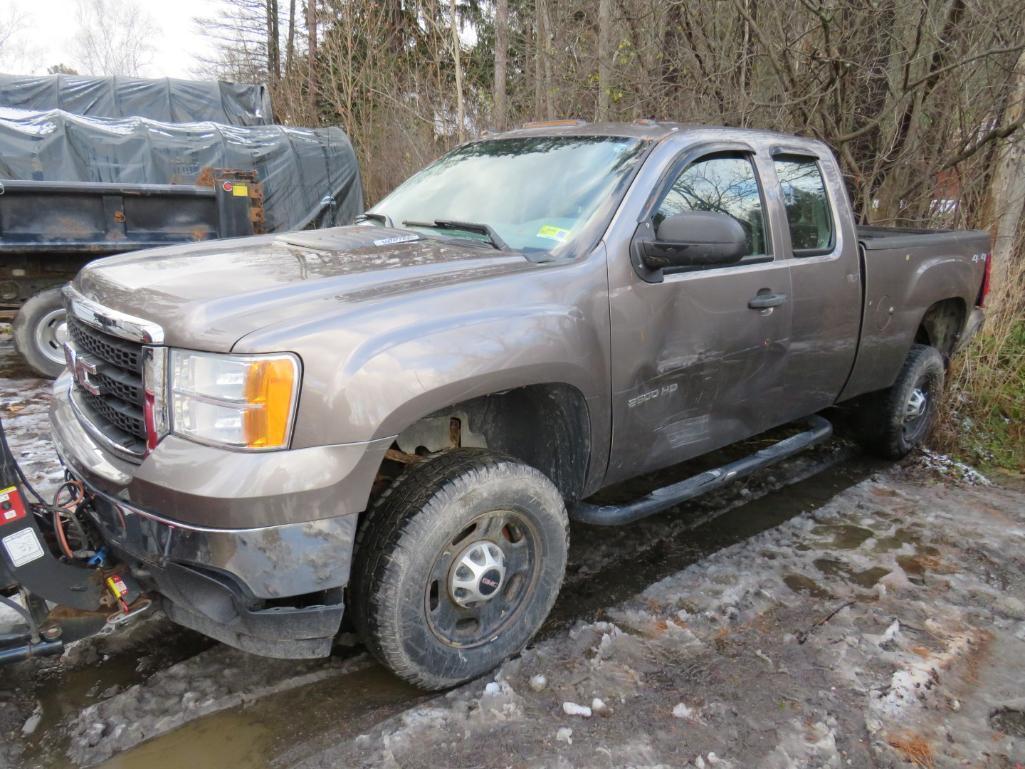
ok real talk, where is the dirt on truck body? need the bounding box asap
[44,121,990,690]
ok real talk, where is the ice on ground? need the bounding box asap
[562,701,592,717]
[292,466,1025,769]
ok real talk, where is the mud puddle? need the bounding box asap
[98,666,427,769]
[47,450,878,769]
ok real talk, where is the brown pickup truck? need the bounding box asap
[49,121,989,689]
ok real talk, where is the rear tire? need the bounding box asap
[350,448,568,690]
[856,344,945,460]
[13,287,69,378]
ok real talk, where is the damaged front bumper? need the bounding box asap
[48,372,387,659]
[82,490,351,658]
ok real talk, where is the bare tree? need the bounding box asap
[266,0,281,81]
[286,0,297,73]
[493,0,509,130]
[0,6,38,73]
[596,0,612,120]
[307,0,317,117]
[73,0,155,76]
[450,0,465,141]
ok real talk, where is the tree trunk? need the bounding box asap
[306,0,317,118]
[540,0,554,118]
[985,43,1025,306]
[266,0,280,81]
[285,0,296,73]
[597,0,612,120]
[450,0,465,141]
[494,0,509,130]
[533,0,543,118]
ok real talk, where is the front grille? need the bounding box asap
[68,319,142,372]
[67,317,147,457]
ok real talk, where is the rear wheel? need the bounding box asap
[350,448,568,690]
[856,343,945,459]
[13,287,69,378]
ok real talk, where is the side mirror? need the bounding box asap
[640,211,748,270]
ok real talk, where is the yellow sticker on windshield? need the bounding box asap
[537,225,570,242]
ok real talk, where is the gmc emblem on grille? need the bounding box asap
[63,344,103,396]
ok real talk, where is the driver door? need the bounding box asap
[605,149,793,484]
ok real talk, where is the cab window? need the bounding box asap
[774,156,834,255]
[655,153,770,259]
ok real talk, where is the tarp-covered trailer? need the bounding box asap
[0,74,274,125]
[0,80,363,377]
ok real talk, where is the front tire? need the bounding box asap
[350,448,568,690]
[857,343,945,460]
[13,287,69,378]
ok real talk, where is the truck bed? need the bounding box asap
[839,225,988,402]
[856,224,987,252]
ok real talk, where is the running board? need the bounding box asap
[569,415,833,526]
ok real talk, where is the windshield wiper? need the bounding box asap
[402,219,509,251]
[356,211,394,227]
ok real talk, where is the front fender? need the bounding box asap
[341,304,604,440]
[234,250,613,464]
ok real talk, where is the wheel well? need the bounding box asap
[914,298,966,358]
[378,383,591,502]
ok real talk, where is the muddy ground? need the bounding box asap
[1,330,1023,769]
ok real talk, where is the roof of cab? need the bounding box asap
[490,119,822,149]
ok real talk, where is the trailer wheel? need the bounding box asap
[857,344,945,460]
[350,448,568,690]
[13,288,69,379]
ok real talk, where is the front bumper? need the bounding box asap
[84,489,351,658]
[49,372,393,658]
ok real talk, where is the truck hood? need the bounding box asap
[73,226,540,350]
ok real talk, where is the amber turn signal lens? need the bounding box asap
[243,357,298,449]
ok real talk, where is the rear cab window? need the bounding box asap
[773,155,835,256]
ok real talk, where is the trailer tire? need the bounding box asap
[13,287,69,379]
[350,448,568,690]
[857,344,945,460]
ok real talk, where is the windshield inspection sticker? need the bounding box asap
[3,527,45,568]
[537,225,570,243]
[373,234,421,247]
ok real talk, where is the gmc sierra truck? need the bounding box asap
[48,121,989,689]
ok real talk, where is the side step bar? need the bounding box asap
[569,415,833,526]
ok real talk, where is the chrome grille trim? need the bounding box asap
[63,284,165,345]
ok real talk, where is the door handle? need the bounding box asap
[748,291,787,310]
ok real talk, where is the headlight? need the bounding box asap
[169,350,300,450]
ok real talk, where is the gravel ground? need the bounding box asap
[301,466,1025,769]
[1,329,1023,769]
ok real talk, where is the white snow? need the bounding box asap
[562,701,592,717]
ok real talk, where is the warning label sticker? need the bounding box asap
[2,527,45,568]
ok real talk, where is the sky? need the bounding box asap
[0,0,217,78]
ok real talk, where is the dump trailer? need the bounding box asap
[0,101,363,376]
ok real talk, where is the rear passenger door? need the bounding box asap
[768,152,861,421]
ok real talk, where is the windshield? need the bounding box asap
[371,135,648,254]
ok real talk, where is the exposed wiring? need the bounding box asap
[51,479,88,560]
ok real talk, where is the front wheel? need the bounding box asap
[350,448,568,690]
[13,287,69,378]
[856,343,945,460]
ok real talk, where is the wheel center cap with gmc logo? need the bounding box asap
[449,540,506,607]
